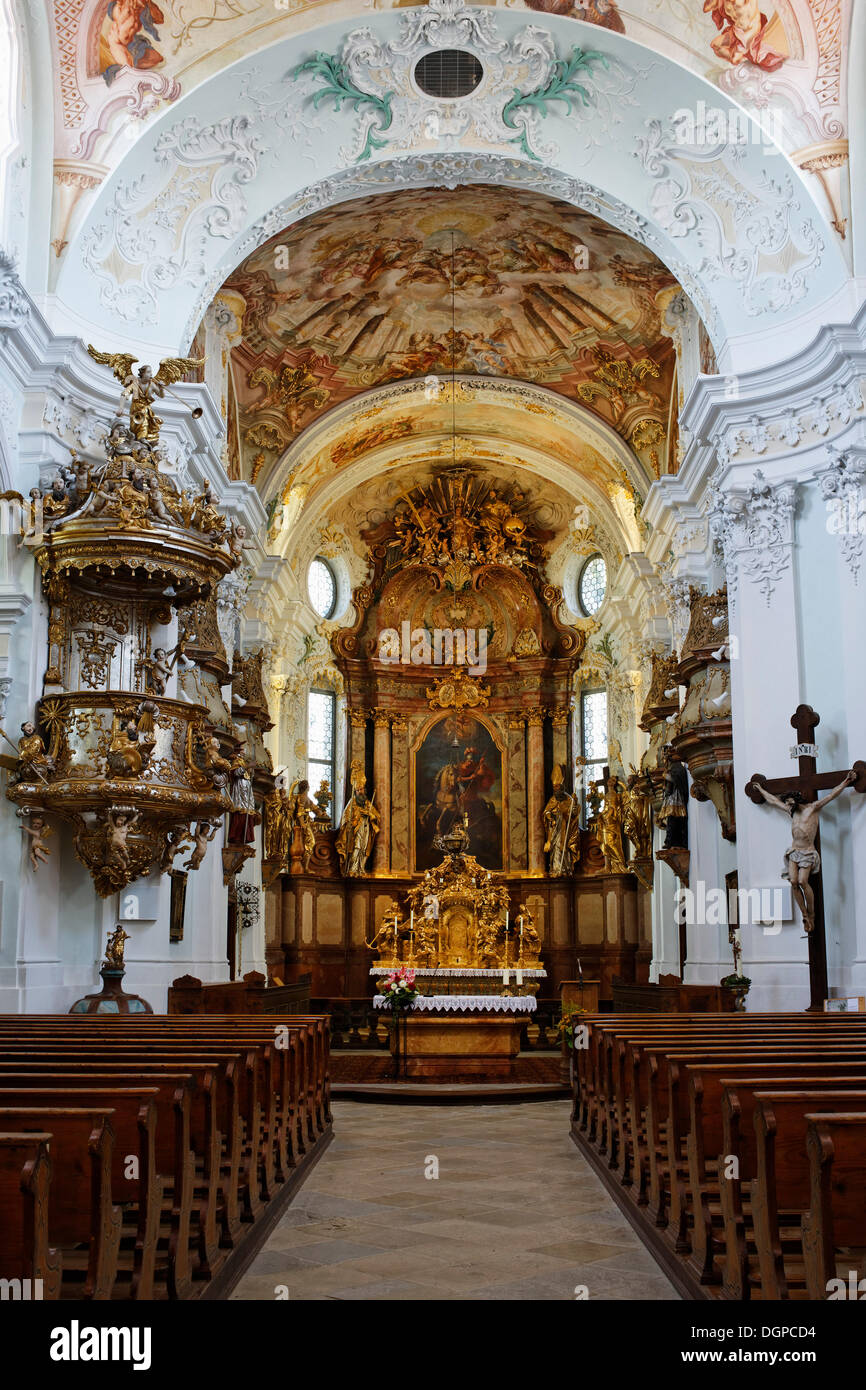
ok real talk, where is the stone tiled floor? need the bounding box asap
[232,1100,679,1301]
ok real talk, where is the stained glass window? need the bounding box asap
[579,554,607,616]
[308,557,336,619]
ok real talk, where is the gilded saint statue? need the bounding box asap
[597,775,627,874]
[542,764,581,876]
[14,720,55,782]
[623,769,653,862]
[104,925,131,970]
[335,760,380,877]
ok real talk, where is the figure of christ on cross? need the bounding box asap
[746,704,866,1009]
[752,772,855,933]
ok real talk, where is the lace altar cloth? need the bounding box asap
[369,967,546,978]
[374,993,537,1014]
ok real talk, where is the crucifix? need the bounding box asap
[745,704,866,1010]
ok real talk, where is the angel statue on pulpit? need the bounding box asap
[87,347,204,446]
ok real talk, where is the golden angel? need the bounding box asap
[87,348,204,445]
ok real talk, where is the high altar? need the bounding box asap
[368,827,545,1076]
[273,465,657,1030]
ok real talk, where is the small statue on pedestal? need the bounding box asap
[542,764,581,875]
[104,925,131,969]
[597,775,627,874]
[658,747,689,850]
[336,759,380,876]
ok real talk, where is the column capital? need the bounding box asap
[709,469,798,610]
[348,708,369,729]
[524,706,546,728]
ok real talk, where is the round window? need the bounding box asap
[307,557,337,619]
[414,50,484,99]
[579,554,607,617]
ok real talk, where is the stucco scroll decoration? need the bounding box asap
[292,0,628,166]
[709,469,797,611]
[817,446,866,586]
[634,117,824,318]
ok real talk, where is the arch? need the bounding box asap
[52,8,848,372]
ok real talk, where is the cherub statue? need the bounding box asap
[104,924,131,969]
[146,474,173,523]
[203,735,232,789]
[160,826,192,872]
[105,806,141,874]
[184,819,220,872]
[227,520,250,562]
[21,814,53,871]
[87,348,204,446]
[750,771,856,934]
[144,647,173,697]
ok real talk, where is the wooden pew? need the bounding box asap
[568,1015,866,1302]
[0,1132,62,1299]
[0,1087,161,1300]
[802,1112,866,1299]
[752,1090,866,1299]
[0,1108,121,1299]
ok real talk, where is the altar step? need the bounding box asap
[331,1081,570,1104]
[331,1049,566,1098]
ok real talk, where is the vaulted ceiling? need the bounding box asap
[219,184,679,484]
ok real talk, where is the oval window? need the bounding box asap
[307,557,337,619]
[579,554,607,617]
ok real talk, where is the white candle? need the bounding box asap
[502,969,510,986]
[410,910,414,930]
[516,969,523,986]
[505,910,509,930]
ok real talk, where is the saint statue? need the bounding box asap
[335,759,380,877]
[658,747,689,850]
[15,721,55,782]
[104,925,131,969]
[597,775,627,874]
[752,771,856,933]
[623,769,653,862]
[542,763,581,875]
[263,786,284,861]
[287,778,316,870]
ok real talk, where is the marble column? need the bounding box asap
[348,708,368,768]
[507,714,528,872]
[371,709,391,874]
[526,708,546,876]
[390,715,410,873]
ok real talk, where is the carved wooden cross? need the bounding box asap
[746,704,866,1010]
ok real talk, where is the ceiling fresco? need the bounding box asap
[220,183,678,480]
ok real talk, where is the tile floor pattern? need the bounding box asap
[232,1100,680,1301]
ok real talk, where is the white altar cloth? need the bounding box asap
[374,994,536,1014]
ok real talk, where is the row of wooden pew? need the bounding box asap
[0,1013,331,1300]
[570,1012,866,1300]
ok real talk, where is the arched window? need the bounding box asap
[580,687,608,813]
[307,557,336,619]
[307,688,336,817]
[578,553,607,617]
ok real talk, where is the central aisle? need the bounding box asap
[233,1100,679,1301]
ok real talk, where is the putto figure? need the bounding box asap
[752,771,856,933]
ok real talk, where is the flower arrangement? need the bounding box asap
[557,1006,586,1050]
[720,973,752,991]
[380,967,419,1012]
